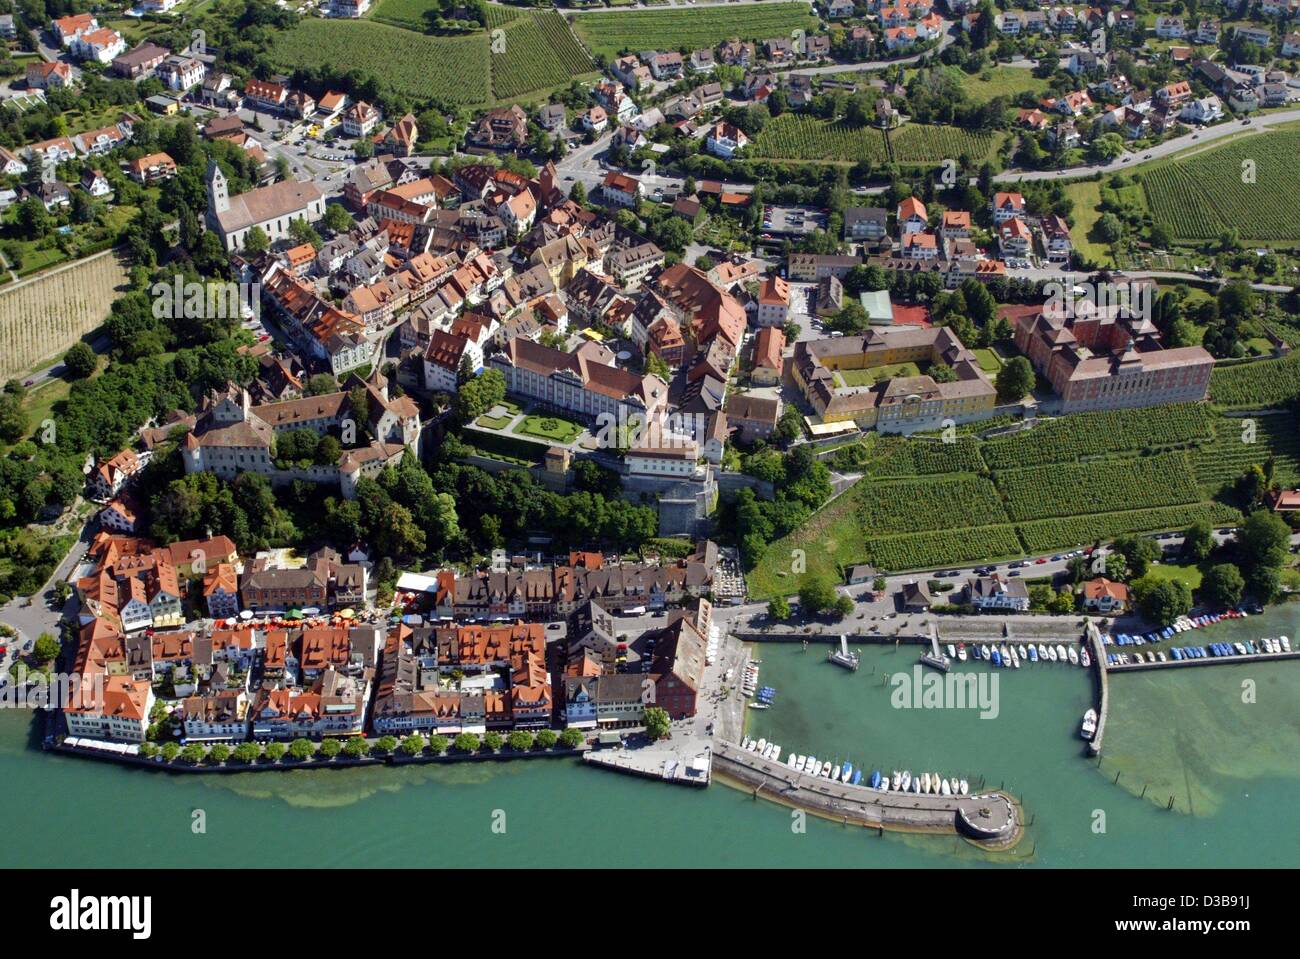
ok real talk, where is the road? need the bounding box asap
[1007,264,1296,294]
[788,21,957,77]
[995,109,1300,183]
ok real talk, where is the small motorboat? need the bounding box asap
[870,769,882,790]
[1080,708,1098,740]
[830,765,841,782]
[957,643,968,662]
[1027,644,1039,663]
[1068,645,1080,665]
[1037,643,1048,660]
[892,770,902,790]
[930,772,942,794]
[921,772,932,793]
[959,779,969,795]
[1009,646,1021,668]
[1047,645,1060,662]
[1081,647,1091,668]
[900,770,911,792]
[946,644,956,659]
[851,769,863,786]
[911,775,921,794]
[991,648,1003,667]
[980,644,992,660]
[741,737,751,750]
[841,761,853,781]
[940,778,952,796]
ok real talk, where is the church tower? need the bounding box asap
[205,160,229,216]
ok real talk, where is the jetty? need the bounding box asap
[1085,620,1109,757]
[1105,647,1300,672]
[582,743,711,787]
[712,741,1022,849]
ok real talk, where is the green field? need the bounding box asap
[270,14,595,107]
[1139,130,1300,243]
[1060,179,1111,265]
[744,402,1264,598]
[573,3,818,59]
[372,0,523,30]
[944,65,1046,102]
[751,114,1003,166]
[835,362,921,387]
[513,413,585,444]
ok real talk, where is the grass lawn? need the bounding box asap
[513,414,584,444]
[1144,561,1204,591]
[1061,179,1112,266]
[836,362,922,387]
[475,412,513,430]
[946,65,1045,103]
[973,348,1002,373]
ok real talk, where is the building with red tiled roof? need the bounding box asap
[751,326,786,386]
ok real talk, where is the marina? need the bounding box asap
[713,740,1021,849]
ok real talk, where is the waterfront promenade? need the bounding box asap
[712,740,1022,849]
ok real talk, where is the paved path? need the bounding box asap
[995,109,1300,183]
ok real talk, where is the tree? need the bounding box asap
[243,226,269,254]
[1181,520,1215,562]
[798,578,840,616]
[289,738,315,760]
[306,373,337,395]
[180,743,206,764]
[454,732,481,752]
[560,727,584,748]
[483,731,504,751]
[161,742,181,761]
[536,729,558,749]
[506,730,534,751]
[233,742,261,764]
[1238,510,1289,571]
[63,342,97,380]
[833,594,855,619]
[1137,578,1192,626]
[373,736,397,755]
[33,632,61,664]
[453,368,505,422]
[343,737,369,758]
[319,738,343,758]
[643,706,671,740]
[995,356,1034,403]
[569,179,587,203]
[400,734,426,756]
[1112,535,1159,579]
[768,595,791,620]
[1200,563,1244,609]
[264,742,287,761]
[428,735,450,755]
[323,203,354,235]
[1245,563,1280,603]
[208,744,231,764]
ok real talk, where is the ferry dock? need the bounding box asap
[713,740,1022,850]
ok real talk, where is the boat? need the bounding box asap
[829,635,861,671]
[870,769,882,790]
[879,776,890,792]
[841,761,853,781]
[809,759,821,776]
[823,763,834,780]
[1027,644,1039,663]
[1047,645,1060,662]
[999,644,1011,666]
[1068,646,1080,665]
[891,770,901,790]
[900,770,911,792]
[957,643,968,662]
[748,702,770,710]
[980,644,992,660]
[1037,643,1048,660]
[1282,636,1292,652]
[991,648,1002,667]
[1234,642,1248,656]
[946,644,956,659]
[941,778,952,796]
[1080,708,1098,740]
[852,769,863,786]
[959,779,969,795]
[831,765,841,782]
[911,775,921,794]
[1009,646,1021,668]
[741,737,751,750]
[921,772,931,793]
[1081,646,1091,668]
[930,772,942,793]
[771,746,782,763]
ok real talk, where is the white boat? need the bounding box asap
[1068,646,1080,665]
[957,644,968,662]
[941,778,952,796]
[1080,708,1098,740]
[822,763,833,779]
[911,775,921,794]
[980,644,992,659]
[921,772,931,793]
[946,644,956,659]
[1037,643,1048,660]
[1009,646,1021,668]
[959,779,969,795]
[999,644,1010,665]
[757,738,767,753]
[892,770,902,790]
[1282,636,1292,652]
[771,746,782,763]
[879,775,889,792]
[900,770,911,792]
[748,703,770,710]
[931,772,942,794]
[1047,645,1060,662]
[809,759,821,776]
[831,765,841,782]
[741,737,751,750]
[1081,646,1091,668]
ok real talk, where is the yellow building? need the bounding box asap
[792,326,997,433]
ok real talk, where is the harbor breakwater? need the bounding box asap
[712,741,1022,850]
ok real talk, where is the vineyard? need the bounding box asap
[572,3,818,59]
[1191,413,1300,496]
[0,249,131,382]
[492,10,596,101]
[1140,131,1300,242]
[271,19,492,105]
[863,525,1024,572]
[867,436,988,476]
[857,475,1009,533]
[751,115,1001,166]
[1016,503,1243,554]
[998,452,1203,521]
[751,115,889,163]
[1209,350,1300,409]
[980,403,1215,469]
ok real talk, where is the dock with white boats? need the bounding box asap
[712,740,1022,849]
[582,745,712,787]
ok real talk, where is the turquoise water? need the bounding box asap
[1,611,1296,868]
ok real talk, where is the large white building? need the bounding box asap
[206,161,326,252]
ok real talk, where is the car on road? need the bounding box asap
[1034,557,1048,564]
[1008,570,1022,577]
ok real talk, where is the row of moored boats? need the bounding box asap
[957,641,1090,669]
[1108,635,1291,666]
[1109,610,1256,646]
[738,738,970,796]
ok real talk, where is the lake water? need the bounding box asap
[1,609,1296,868]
